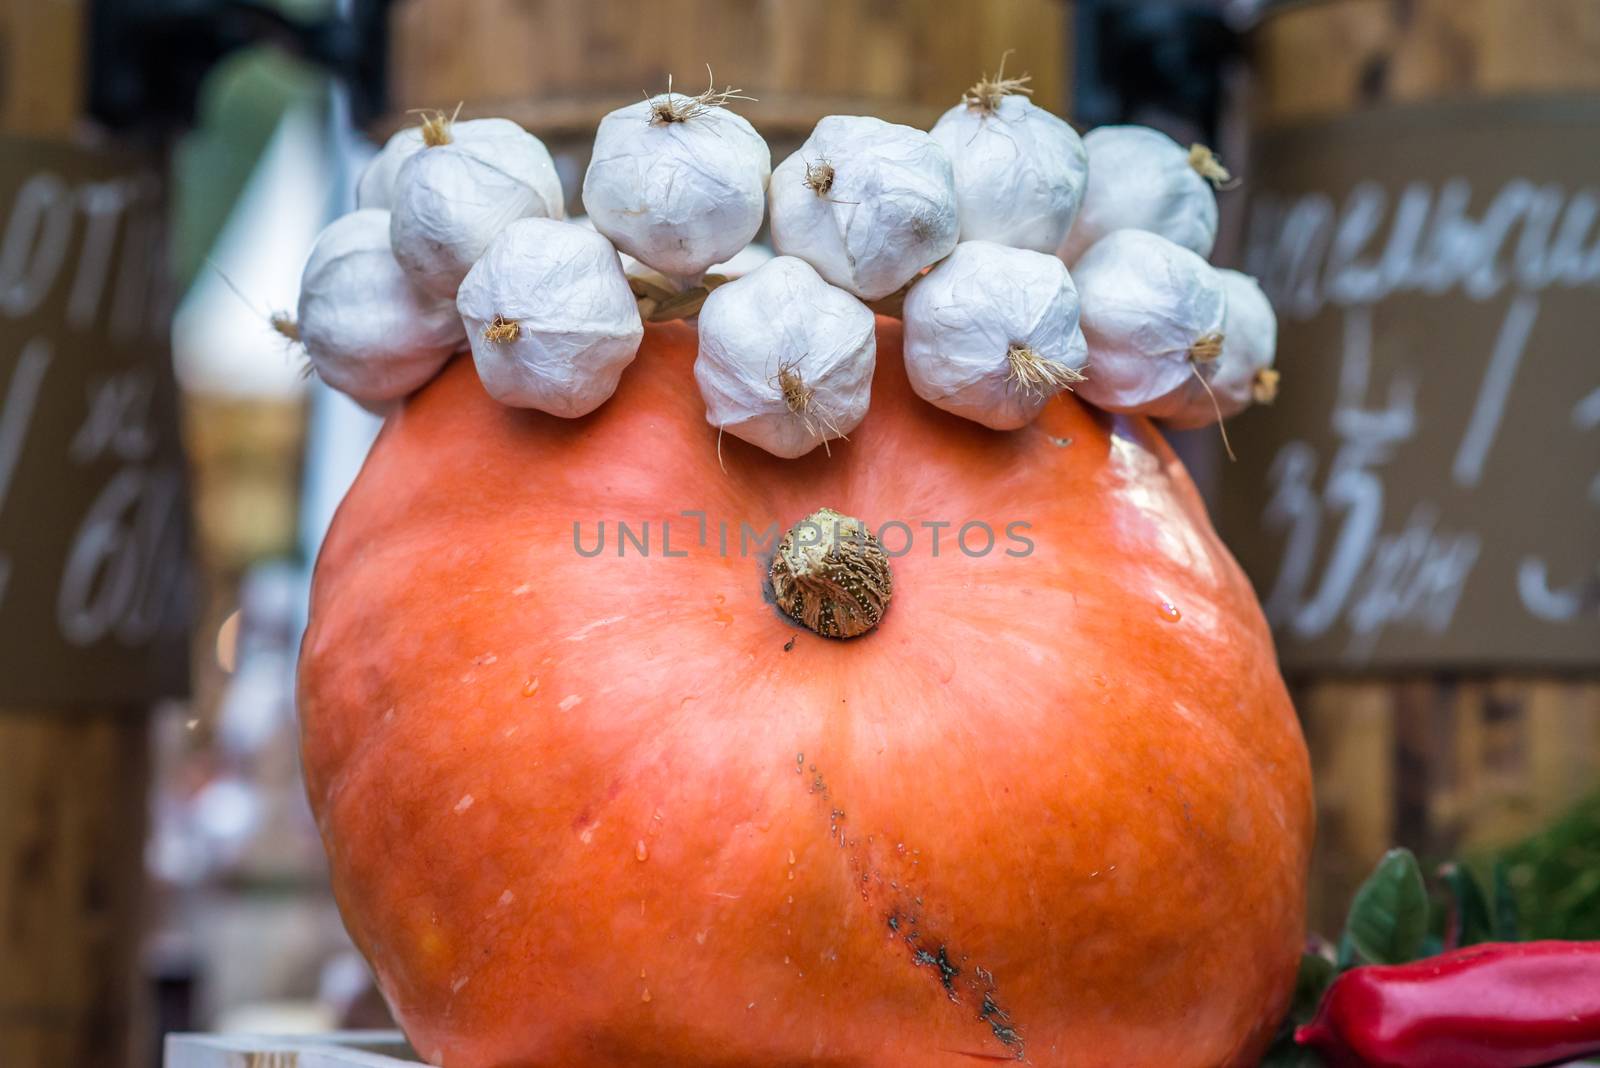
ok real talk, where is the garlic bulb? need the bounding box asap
[929,93,1087,254]
[769,115,959,300]
[582,90,770,288]
[456,218,643,417]
[296,209,465,408]
[1057,125,1225,265]
[694,256,875,458]
[902,241,1087,430]
[1150,269,1279,429]
[1071,228,1228,414]
[389,118,565,299]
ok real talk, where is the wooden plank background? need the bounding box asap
[1255,0,1600,932]
[388,0,1071,136]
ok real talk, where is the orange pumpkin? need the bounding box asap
[298,319,1313,1067]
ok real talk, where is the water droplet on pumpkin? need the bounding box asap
[787,870,794,881]
[1158,599,1181,622]
[522,677,540,697]
[636,840,649,862]
[641,987,652,1003]
[787,849,796,865]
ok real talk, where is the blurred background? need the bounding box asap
[0,0,1595,1065]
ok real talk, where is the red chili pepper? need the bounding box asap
[1295,941,1600,1068]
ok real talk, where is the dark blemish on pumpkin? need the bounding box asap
[784,636,797,652]
[912,944,960,994]
[989,1024,1024,1053]
[798,761,1024,1059]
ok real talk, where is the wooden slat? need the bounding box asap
[0,709,149,1067]
[0,0,85,137]
[1254,0,1600,127]
[387,0,1070,137]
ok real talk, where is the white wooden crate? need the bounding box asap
[164,1031,421,1067]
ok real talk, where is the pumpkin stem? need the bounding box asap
[770,508,892,640]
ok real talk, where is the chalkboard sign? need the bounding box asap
[1223,97,1600,671]
[0,137,190,705]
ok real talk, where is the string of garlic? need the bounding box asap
[456,218,643,417]
[902,241,1087,430]
[694,256,875,458]
[1071,228,1229,415]
[1057,125,1226,265]
[769,115,959,301]
[311,92,1275,442]
[295,209,465,410]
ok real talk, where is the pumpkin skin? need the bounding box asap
[298,319,1313,1068]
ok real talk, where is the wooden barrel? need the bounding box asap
[1237,0,1600,932]
[0,3,183,1065]
[386,0,1071,203]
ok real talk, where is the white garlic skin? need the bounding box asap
[1072,228,1228,413]
[902,241,1088,430]
[296,209,465,407]
[582,96,771,285]
[355,126,424,210]
[769,115,960,300]
[694,256,875,459]
[1057,125,1218,265]
[1152,269,1278,428]
[389,118,565,299]
[929,95,1088,254]
[456,218,643,418]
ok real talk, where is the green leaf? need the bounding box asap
[1335,929,1356,970]
[1346,848,1430,964]
[1492,859,1521,940]
[1290,952,1337,1022]
[1438,862,1493,946]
